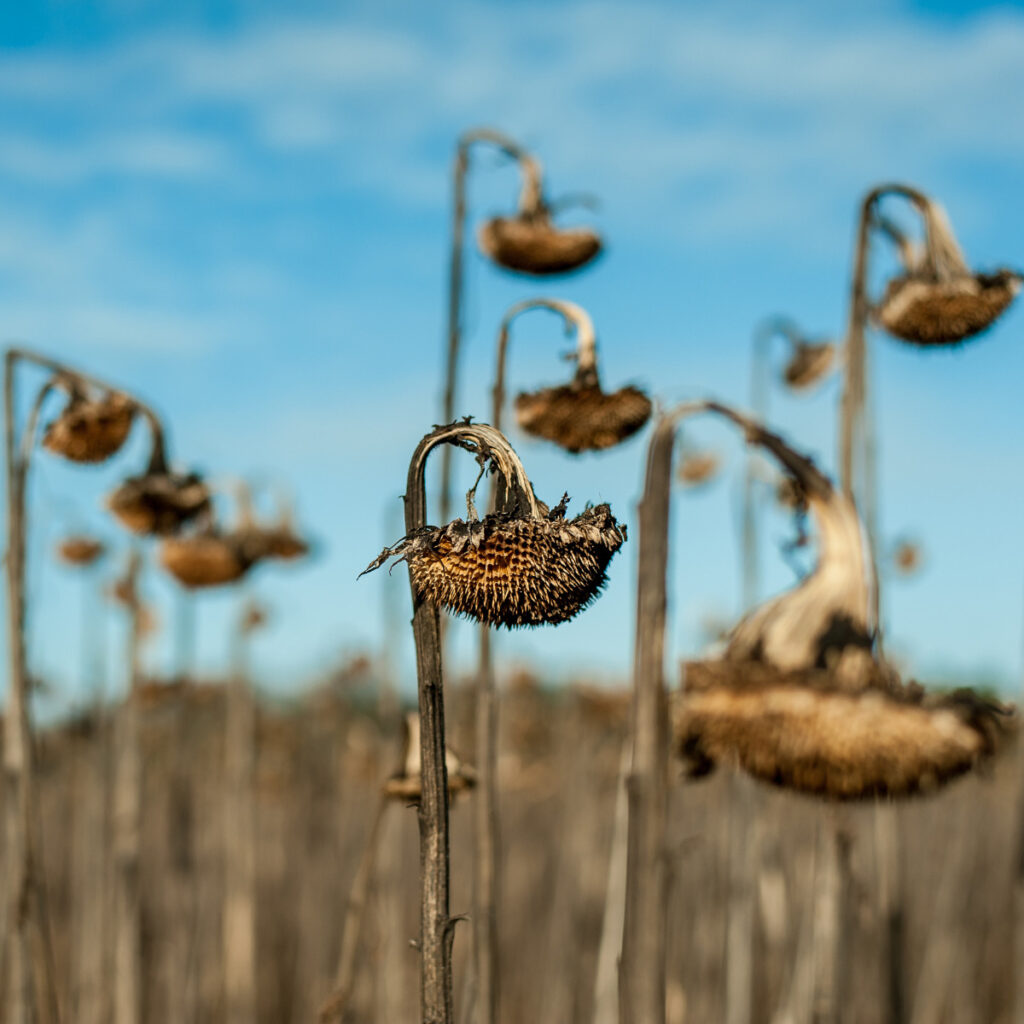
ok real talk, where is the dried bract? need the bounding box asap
[478,215,601,276]
[159,531,249,589]
[362,497,626,628]
[675,660,1010,800]
[42,389,135,464]
[107,470,211,536]
[515,383,651,454]
[56,535,105,567]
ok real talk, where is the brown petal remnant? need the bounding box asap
[782,341,836,390]
[477,153,602,276]
[361,422,627,628]
[677,450,720,487]
[382,713,477,802]
[497,298,651,454]
[56,535,105,567]
[158,529,250,589]
[107,469,211,537]
[674,660,1011,800]
[871,193,1021,346]
[42,385,135,463]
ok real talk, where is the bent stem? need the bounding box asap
[440,128,539,526]
[403,421,533,1024]
[4,347,168,1023]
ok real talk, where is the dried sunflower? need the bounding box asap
[56,535,105,567]
[873,194,1022,345]
[781,340,835,390]
[382,712,477,802]
[361,422,626,628]
[159,528,250,589]
[477,156,602,276]
[500,299,651,454]
[675,661,1009,800]
[42,384,135,464]
[107,468,211,537]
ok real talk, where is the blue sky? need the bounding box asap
[2,0,1023,709]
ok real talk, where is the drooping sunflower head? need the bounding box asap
[42,384,135,464]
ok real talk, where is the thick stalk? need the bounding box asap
[401,421,531,1024]
[619,414,674,1024]
[111,552,143,1024]
[724,773,756,1024]
[224,600,258,1024]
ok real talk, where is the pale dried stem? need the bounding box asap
[440,128,540,527]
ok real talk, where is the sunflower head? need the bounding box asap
[361,422,627,627]
[159,529,250,589]
[42,385,135,464]
[107,469,211,537]
[56,535,105,567]
[872,192,1021,345]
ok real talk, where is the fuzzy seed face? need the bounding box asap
[675,659,1006,800]
[478,216,602,276]
[364,502,626,628]
[42,393,135,464]
[876,271,1021,345]
[514,384,651,454]
[159,535,248,589]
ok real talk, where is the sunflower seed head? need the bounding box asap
[478,214,602,276]
[515,382,651,454]
[42,391,135,464]
[159,531,249,589]
[782,341,835,389]
[876,269,1021,346]
[56,535,105,567]
[675,659,1010,799]
[362,500,626,628]
[107,470,211,537]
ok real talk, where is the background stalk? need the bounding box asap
[619,413,674,1024]
[111,551,143,1024]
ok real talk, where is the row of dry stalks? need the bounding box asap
[4,671,1020,1024]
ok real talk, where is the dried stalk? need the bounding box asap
[724,773,757,1024]
[402,422,524,1024]
[319,796,389,1023]
[440,128,535,526]
[4,348,165,1024]
[593,739,630,1024]
[111,551,143,1024]
[224,598,259,1024]
[620,413,674,1024]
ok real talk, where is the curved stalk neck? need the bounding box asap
[492,298,598,431]
[408,422,540,527]
[457,128,545,218]
[7,345,170,475]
